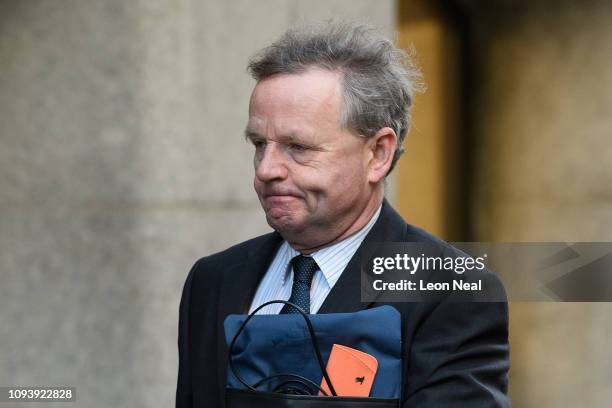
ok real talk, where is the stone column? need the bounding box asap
[465,1,612,406]
[0,1,394,407]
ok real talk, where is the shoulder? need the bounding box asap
[385,203,463,257]
[404,223,469,259]
[403,222,446,245]
[185,231,279,287]
[388,208,507,301]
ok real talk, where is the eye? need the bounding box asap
[251,139,266,149]
[289,143,308,152]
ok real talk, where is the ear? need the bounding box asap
[366,127,397,183]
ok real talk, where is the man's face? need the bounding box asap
[246,68,374,249]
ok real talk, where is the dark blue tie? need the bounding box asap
[280,255,318,314]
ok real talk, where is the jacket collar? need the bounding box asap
[215,231,283,401]
[222,199,407,316]
[318,199,407,313]
[221,231,283,317]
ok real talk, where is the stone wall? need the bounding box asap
[0,1,395,407]
[467,1,612,406]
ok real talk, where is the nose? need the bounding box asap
[255,142,288,182]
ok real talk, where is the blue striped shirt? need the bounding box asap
[249,205,382,314]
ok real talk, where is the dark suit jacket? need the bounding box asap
[176,201,510,407]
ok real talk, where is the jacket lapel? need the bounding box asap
[217,231,283,316]
[319,200,407,313]
[216,231,283,402]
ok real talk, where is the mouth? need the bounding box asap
[263,194,299,206]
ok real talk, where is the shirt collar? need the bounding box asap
[280,205,382,287]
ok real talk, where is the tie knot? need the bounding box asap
[291,255,318,285]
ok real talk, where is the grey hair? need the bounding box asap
[248,21,424,174]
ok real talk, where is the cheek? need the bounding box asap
[253,177,264,197]
[337,155,368,183]
[316,156,365,190]
[317,171,362,203]
[334,161,368,198]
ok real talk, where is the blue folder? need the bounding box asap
[224,305,402,398]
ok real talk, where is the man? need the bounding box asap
[177,23,509,407]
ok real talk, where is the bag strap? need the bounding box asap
[227,300,338,396]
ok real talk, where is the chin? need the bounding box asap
[265,213,305,235]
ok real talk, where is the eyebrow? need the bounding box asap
[244,128,307,144]
[244,129,261,141]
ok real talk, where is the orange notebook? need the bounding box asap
[319,344,379,397]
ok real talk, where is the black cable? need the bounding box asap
[227,300,338,396]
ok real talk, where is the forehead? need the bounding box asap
[248,68,344,134]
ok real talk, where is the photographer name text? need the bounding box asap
[372,279,482,292]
